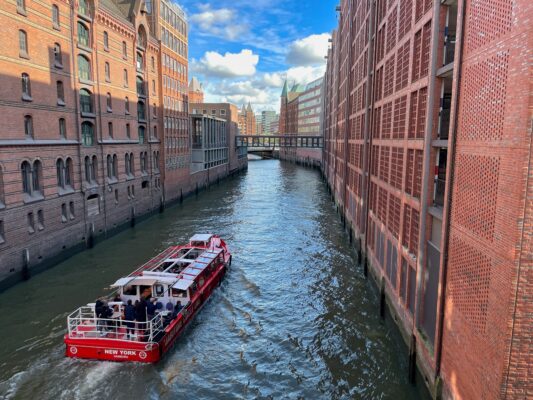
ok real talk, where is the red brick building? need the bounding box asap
[279,81,304,161]
[322,0,532,398]
[237,102,257,135]
[0,0,246,289]
[188,77,204,104]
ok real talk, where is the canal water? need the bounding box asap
[0,160,429,400]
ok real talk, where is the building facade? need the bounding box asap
[189,102,247,173]
[279,81,304,161]
[190,114,227,174]
[188,76,203,104]
[0,0,246,290]
[322,0,532,399]
[237,102,256,135]
[296,77,323,166]
[260,110,277,135]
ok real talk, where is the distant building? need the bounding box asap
[261,111,278,135]
[189,103,247,173]
[270,118,280,135]
[295,77,324,165]
[256,122,263,135]
[279,81,305,161]
[188,77,204,104]
[238,103,257,135]
[189,115,227,174]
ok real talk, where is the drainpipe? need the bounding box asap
[414,0,442,331]
[434,0,465,379]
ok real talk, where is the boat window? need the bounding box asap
[154,284,165,296]
[171,288,187,298]
[139,285,152,298]
[184,249,201,260]
[123,285,136,296]
[191,241,205,247]
[156,261,174,272]
[166,261,188,273]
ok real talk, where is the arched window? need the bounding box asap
[91,155,98,183]
[78,0,91,17]
[129,153,134,176]
[65,158,73,187]
[122,41,127,58]
[19,30,28,57]
[104,62,110,81]
[112,154,118,178]
[103,31,109,50]
[123,69,128,87]
[21,161,32,194]
[153,125,157,139]
[137,101,146,121]
[53,43,62,66]
[24,115,33,138]
[138,125,145,144]
[59,118,66,138]
[32,160,42,193]
[21,73,31,100]
[137,25,147,48]
[78,54,91,80]
[108,122,113,138]
[56,158,65,188]
[125,153,130,176]
[136,52,144,71]
[106,155,113,179]
[17,0,26,13]
[126,123,131,138]
[57,81,65,104]
[136,76,145,96]
[52,5,60,28]
[140,152,146,173]
[106,92,112,112]
[77,22,90,47]
[84,156,91,182]
[125,97,130,114]
[81,121,94,146]
[80,89,93,114]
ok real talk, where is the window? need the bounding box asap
[151,56,155,70]
[103,31,109,50]
[61,203,67,222]
[153,126,157,139]
[0,220,4,244]
[65,158,72,187]
[56,159,65,188]
[37,210,44,231]
[106,155,113,179]
[153,103,157,119]
[52,5,60,28]
[54,43,62,67]
[59,118,66,138]
[153,151,159,171]
[114,189,119,204]
[84,156,91,182]
[0,167,4,207]
[126,123,131,138]
[122,41,127,58]
[17,0,26,13]
[78,54,91,81]
[106,92,112,112]
[57,81,65,105]
[125,153,130,176]
[123,69,128,87]
[81,121,94,146]
[140,152,147,173]
[79,89,93,114]
[138,126,145,143]
[137,101,146,121]
[28,212,35,234]
[125,97,130,114]
[91,155,97,183]
[152,80,155,94]
[19,30,28,57]
[24,115,33,138]
[21,160,42,198]
[136,52,144,71]
[105,62,110,81]
[78,0,90,16]
[108,122,113,138]
[136,77,145,96]
[69,201,75,219]
[113,155,118,179]
[129,153,134,176]
[77,22,89,47]
[21,73,31,100]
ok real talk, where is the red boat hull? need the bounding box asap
[65,258,228,363]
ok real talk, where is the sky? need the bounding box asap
[176,0,338,113]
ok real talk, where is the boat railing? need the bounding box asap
[67,306,167,343]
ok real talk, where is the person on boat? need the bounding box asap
[172,302,182,318]
[135,298,148,337]
[124,300,136,339]
[147,297,157,320]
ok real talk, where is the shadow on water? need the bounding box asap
[0,160,429,400]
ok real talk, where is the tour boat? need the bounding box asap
[64,234,231,363]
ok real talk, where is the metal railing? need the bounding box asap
[236,135,323,148]
[67,306,168,343]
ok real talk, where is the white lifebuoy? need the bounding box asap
[70,346,78,355]
[139,351,147,360]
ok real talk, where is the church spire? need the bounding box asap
[281,80,288,98]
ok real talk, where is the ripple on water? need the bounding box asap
[0,161,428,400]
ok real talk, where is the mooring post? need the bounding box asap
[379,278,386,319]
[408,334,417,384]
[22,249,30,281]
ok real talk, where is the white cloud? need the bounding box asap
[286,65,326,85]
[190,5,247,40]
[286,33,331,66]
[192,49,259,78]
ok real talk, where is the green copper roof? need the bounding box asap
[281,80,288,97]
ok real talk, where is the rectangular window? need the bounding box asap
[52,5,60,28]
[19,30,28,56]
[69,201,75,219]
[27,212,35,233]
[0,220,5,244]
[61,203,67,222]
[37,209,44,230]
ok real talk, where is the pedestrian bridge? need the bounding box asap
[236,135,323,148]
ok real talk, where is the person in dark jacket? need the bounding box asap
[146,297,157,321]
[135,297,147,334]
[124,300,136,339]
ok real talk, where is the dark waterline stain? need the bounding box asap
[0,160,429,400]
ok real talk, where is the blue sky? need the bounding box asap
[176,0,338,112]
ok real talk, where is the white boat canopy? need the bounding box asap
[172,279,195,291]
[189,234,213,242]
[111,275,177,288]
[110,277,136,287]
